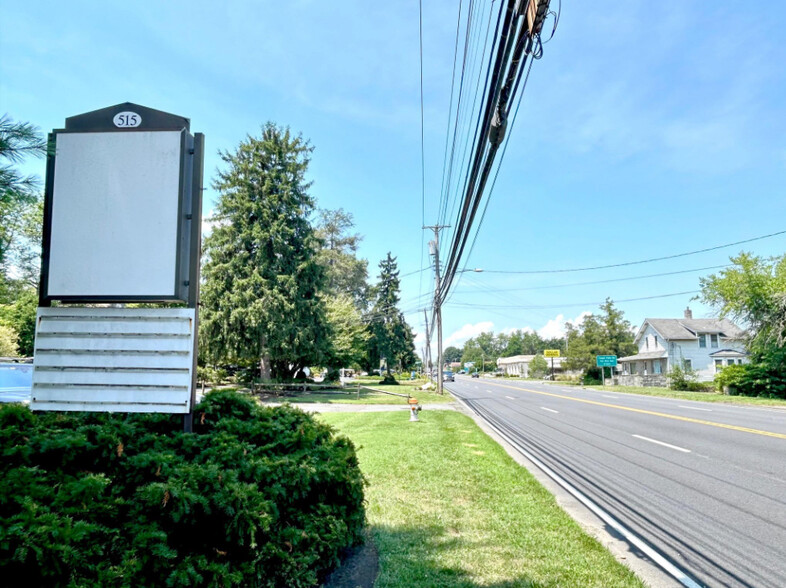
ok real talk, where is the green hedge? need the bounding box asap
[0,390,365,587]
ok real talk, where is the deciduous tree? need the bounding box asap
[442,346,463,363]
[315,208,369,308]
[700,253,786,397]
[324,293,369,377]
[564,299,636,374]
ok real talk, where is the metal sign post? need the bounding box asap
[544,349,560,380]
[596,355,618,387]
[33,103,204,430]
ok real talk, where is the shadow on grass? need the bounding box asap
[370,523,548,588]
[261,390,394,404]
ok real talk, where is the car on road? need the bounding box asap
[471,371,480,378]
[0,362,33,404]
[442,371,455,382]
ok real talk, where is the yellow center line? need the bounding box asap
[488,381,786,440]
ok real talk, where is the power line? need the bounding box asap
[417,0,427,312]
[440,1,554,303]
[418,0,426,229]
[482,229,786,274]
[449,264,730,295]
[446,289,700,310]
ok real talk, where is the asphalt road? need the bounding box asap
[447,376,786,588]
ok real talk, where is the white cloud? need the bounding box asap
[201,210,226,237]
[500,326,535,335]
[537,311,592,339]
[413,329,426,354]
[444,321,495,349]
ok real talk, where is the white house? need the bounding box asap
[618,308,747,383]
[496,354,565,377]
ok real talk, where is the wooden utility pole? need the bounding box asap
[424,224,449,395]
[423,308,432,378]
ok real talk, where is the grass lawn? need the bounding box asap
[319,410,643,588]
[267,378,455,405]
[585,384,786,407]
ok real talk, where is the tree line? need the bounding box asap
[0,117,417,378]
[195,123,417,380]
[446,299,636,377]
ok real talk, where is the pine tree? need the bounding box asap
[0,115,46,300]
[366,253,416,375]
[200,123,330,380]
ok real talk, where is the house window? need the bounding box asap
[727,359,736,366]
[654,336,658,348]
[715,359,723,371]
[645,337,649,350]
[683,359,692,370]
[710,334,719,348]
[698,334,706,348]
[630,362,636,374]
[654,361,661,374]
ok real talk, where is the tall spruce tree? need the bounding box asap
[200,123,330,380]
[366,253,416,375]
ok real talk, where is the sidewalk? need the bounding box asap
[262,401,459,413]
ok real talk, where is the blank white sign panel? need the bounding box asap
[48,131,183,297]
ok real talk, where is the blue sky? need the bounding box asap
[3,1,786,355]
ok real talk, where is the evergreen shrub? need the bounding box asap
[0,390,365,587]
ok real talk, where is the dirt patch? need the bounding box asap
[322,532,379,588]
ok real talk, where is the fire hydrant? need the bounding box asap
[408,397,422,422]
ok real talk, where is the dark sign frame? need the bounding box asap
[39,102,203,306]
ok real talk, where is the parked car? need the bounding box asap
[0,362,33,404]
[442,371,455,382]
[471,371,480,378]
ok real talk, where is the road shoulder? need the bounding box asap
[451,393,681,588]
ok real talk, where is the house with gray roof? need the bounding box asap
[617,308,747,383]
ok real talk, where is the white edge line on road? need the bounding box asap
[540,407,559,414]
[505,395,516,400]
[486,389,494,394]
[454,395,702,588]
[678,405,712,412]
[602,395,618,399]
[632,434,691,453]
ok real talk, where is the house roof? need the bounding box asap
[636,318,744,343]
[497,355,535,365]
[618,351,667,362]
[497,355,565,367]
[709,349,748,358]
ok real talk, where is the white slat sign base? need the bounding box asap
[31,307,195,413]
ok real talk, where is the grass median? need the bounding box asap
[584,384,786,406]
[264,378,454,405]
[319,410,643,587]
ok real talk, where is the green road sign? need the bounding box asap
[596,355,618,367]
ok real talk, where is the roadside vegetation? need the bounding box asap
[0,390,365,586]
[319,410,643,587]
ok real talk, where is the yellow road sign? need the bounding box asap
[544,349,560,358]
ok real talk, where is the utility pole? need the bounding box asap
[423,308,432,379]
[424,224,449,395]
